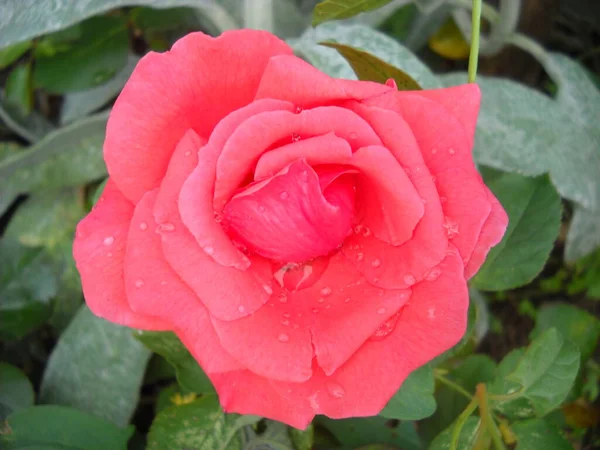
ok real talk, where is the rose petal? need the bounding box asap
[154,130,273,321]
[255,54,392,107]
[179,100,294,269]
[348,145,424,246]
[73,180,168,330]
[124,189,242,373]
[105,30,293,202]
[223,160,355,263]
[254,133,353,180]
[341,104,447,289]
[210,249,468,425]
[465,187,509,278]
[214,106,382,209]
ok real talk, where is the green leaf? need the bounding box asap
[135,330,215,394]
[472,169,561,291]
[245,420,295,450]
[0,91,55,144]
[0,363,34,420]
[428,416,481,450]
[320,41,421,89]
[5,63,33,116]
[565,206,600,262]
[0,41,31,69]
[0,239,58,339]
[288,424,314,450]
[313,0,395,25]
[60,54,139,124]
[420,355,496,444]
[0,0,224,48]
[512,418,573,450]
[380,364,436,420]
[291,23,440,89]
[0,405,134,450]
[33,16,129,94]
[0,112,108,215]
[155,383,182,414]
[491,329,580,418]
[131,6,198,31]
[316,416,421,450]
[146,395,259,450]
[39,306,151,427]
[531,303,600,363]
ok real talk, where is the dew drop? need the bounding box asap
[281,319,290,326]
[425,268,442,281]
[327,382,346,399]
[106,252,113,257]
[258,205,266,213]
[160,281,168,286]
[263,284,273,295]
[135,279,144,288]
[443,216,459,239]
[280,191,289,200]
[214,212,223,223]
[440,196,448,204]
[318,297,325,304]
[139,222,148,231]
[362,227,372,237]
[377,307,387,315]
[295,105,303,114]
[238,305,246,313]
[204,246,214,255]
[184,150,191,157]
[370,313,401,341]
[371,258,382,268]
[291,133,301,142]
[312,308,319,314]
[349,132,358,140]
[325,304,332,309]
[344,297,351,303]
[403,274,416,286]
[356,252,365,262]
[156,222,175,232]
[103,236,114,246]
[448,148,456,155]
[320,287,332,296]
[277,333,290,343]
[428,308,436,319]
[278,293,288,303]
[431,148,438,154]
[283,312,291,318]
[421,198,427,204]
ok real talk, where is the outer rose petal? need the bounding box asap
[105,30,293,203]
[179,100,294,269]
[465,187,509,278]
[210,249,468,428]
[214,106,382,210]
[255,55,392,106]
[124,189,242,373]
[73,180,168,330]
[341,104,447,289]
[364,92,501,271]
[154,130,273,321]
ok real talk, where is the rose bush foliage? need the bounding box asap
[73,29,507,428]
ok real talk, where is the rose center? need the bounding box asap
[222,160,356,263]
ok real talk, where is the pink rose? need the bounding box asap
[74,30,507,428]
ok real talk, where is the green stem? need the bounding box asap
[468,0,482,83]
[435,372,473,400]
[476,384,507,450]
[450,397,479,450]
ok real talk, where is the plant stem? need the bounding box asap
[435,372,473,400]
[476,383,507,450]
[468,0,482,83]
[450,397,479,450]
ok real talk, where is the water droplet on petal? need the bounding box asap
[349,132,358,140]
[295,105,303,114]
[377,307,387,315]
[428,308,436,319]
[139,222,148,231]
[443,216,459,239]
[277,333,289,343]
[204,246,214,255]
[283,312,291,318]
[318,297,325,304]
[135,279,144,288]
[291,133,301,142]
[281,319,290,326]
[440,196,447,204]
[103,236,114,246]
[280,191,289,200]
[160,281,168,286]
[448,148,456,155]
[184,150,191,157]
[263,284,273,295]
[344,297,351,303]
[214,212,223,223]
[370,313,401,341]
[325,304,331,309]
[320,287,332,296]
[425,268,442,281]
[371,258,382,268]
[238,305,246,313]
[156,222,175,233]
[327,382,346,399]
[403,274,416,286]
[312,308,319,314]
[356,253,364,262]
[106,252,113,257]
[278,293,288,303]
[431,148,438,154]
[362,227,372,237]
[421,198,427,204]
[258,205,266,213]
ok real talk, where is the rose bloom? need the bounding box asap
[74,30,507,428]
